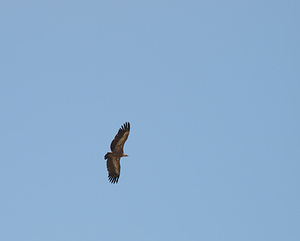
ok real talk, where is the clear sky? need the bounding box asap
[1,1,299,241]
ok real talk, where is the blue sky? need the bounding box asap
[1,1,299,240]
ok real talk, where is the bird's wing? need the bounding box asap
[110,122,130,153]
[105,153,121,184]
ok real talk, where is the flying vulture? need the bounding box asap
[104,122,130,184]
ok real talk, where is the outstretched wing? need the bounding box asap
[110,122,130,153]
[105,153,121,184]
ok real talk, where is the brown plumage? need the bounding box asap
[104,122,130,184]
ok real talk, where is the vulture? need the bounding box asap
[104,122,130,184]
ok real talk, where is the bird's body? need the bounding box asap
[104,122,130,184]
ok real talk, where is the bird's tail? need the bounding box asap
[104,152,112,160]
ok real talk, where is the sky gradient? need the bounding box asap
[1,1,299,241]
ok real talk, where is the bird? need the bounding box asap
[104,122,130,184]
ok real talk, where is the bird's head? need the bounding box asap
[122,154,128,157]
